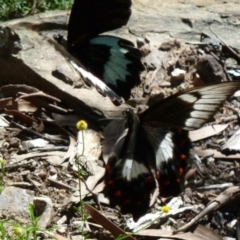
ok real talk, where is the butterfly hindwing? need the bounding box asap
[143,126,191,196]
[104,110,156,220]
[104,151,156,221]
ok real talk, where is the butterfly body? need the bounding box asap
[103,82,240,220]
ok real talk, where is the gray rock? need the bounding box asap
[0,186,34,223]
[127,0,240,50]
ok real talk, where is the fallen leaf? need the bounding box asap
[189,124,229,142]
[84,204,136,240]
[191,149,240,159]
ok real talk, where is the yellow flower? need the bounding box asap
[76,120,88,131]
[161,205,170,213]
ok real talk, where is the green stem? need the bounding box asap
[78,130,85,237]
[81,130,85,156]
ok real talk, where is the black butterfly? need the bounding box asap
[55,0,144,105]
[103,82,240,221]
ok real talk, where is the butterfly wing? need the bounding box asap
[103,110,156,221]
[143,126,191,197]
[67,0,144,102]
[68,0,132,46]
[70,36,143,101]
[102,118,127,164]
[52,34,124,104]
[140,82,240,130]
[104,140,156,221]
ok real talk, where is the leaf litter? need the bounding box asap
[1,33,240,240]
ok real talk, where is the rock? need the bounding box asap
[130,0,240,49]
[196,54,227,84]
[0,186,34,224]
[34,196,53,229]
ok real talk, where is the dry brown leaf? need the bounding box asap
[93,182,105,195]
[136,225,221,240]
[63,136,76,164]
[189,124,229,142]
[71,166,105,202]
[84,204,136,240]
[17,91,61,102]
[0,97,17,109]
[71,129,101,173]
[0,97,38,112]
[5,109,38,124]
[222,128,240,152]
[17,99,38,112]
[0,84,39,95]
[13,151,66,163]
[191,149,240,159]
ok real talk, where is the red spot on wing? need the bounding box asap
[108,180,114,186]
[123,199,131,205]
[179,167,184,176]
[145,175,154,183]
[180,154,187,160]
[106,164,112,172]
[163,180,170,186]
[178,129,182,134]
[115,190,122,197]
[156,171,160,179]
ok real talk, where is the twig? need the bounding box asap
[47,177,76,191]
[174,186,240,233]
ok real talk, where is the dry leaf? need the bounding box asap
[222,128,240,152]
[136,224,221,240]
[189,124,229,142]
[191,149,240,159]
[84,204,136,240]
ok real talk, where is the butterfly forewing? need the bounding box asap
[68,0,131,46]
[66,0,144,104]
[102,118,127,164]
[140,82,240,130]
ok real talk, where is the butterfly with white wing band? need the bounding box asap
[103,81,240,221]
